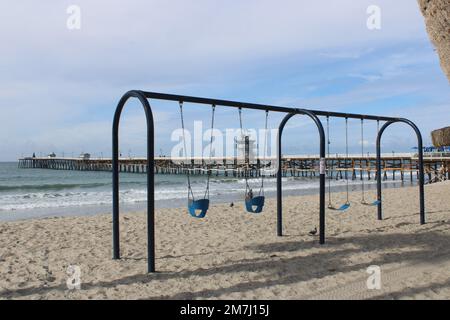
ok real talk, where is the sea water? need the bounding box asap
[0,162,416,221]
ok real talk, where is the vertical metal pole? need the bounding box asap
[376,124,384,220]
[409,121,426,225]
[318,126,326,245]
[276,114,295,237]
[112,142,120,258]
[112,96,128,260]
[276,117,287,237]
[146,107,155,273]
[418,143,425,224]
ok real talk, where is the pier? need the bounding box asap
[18,153,450,182]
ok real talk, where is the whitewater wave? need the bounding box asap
[0,188,191,211]
[0,182,109,192]
[0,172,410,212]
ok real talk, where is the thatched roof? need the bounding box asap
[418,0,450,82]
[431,126,450,147]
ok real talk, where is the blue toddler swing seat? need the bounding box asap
[245,187,265,214]
[179,101,215,219]
[188,198,210,218]
[186,167,212,218]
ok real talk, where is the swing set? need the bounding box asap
[325,117,381,211]
[112,90,426,273]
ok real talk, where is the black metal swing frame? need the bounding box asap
[112,90,425,273]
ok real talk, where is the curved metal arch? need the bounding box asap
[276,109,326,244]
[376,118,425,224]
[112,90,155,272]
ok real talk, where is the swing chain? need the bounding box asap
[179,102,216,202]
[238,107,243,133]
[326,116,333,208]
[179,101,195,201]
[204,104,216,199]
[345,117,350,204]
[361,118,366,204]
[259,110,269,196]
[238,108,252,195]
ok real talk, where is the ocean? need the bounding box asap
[0,162,417,221]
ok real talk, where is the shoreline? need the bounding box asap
[0,178,417,222]
[1,181,449,299]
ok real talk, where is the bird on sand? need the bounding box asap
[309,227,317,236]
[230,202,234,208]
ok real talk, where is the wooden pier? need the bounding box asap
[18,153,450,182]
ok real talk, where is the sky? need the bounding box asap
[0,0,449,161]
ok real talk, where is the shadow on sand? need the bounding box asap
[2,217,450,300]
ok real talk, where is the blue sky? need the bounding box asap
[0,0,449,161]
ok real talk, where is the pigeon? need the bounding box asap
[309,227,317,236]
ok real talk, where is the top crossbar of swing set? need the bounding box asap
[137,91,401,121]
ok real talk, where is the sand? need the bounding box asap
[0,181,450,300]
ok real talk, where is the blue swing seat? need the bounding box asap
[245,196,265,214]
[188,199,209,218]
[337,202,351,211]
[362,200,381,206]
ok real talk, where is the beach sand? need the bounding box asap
[0,181,450,300]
